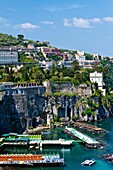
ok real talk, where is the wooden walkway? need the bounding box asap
[65,127,99,144]
[72,122,107,133]
[64,127,105,149]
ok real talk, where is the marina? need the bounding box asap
[64,127,104,148]
[0,118,113,170]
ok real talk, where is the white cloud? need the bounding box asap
[72,17,91,28]
[63,17,102,28]
[43,4,79,12]
[63,16,113,28]
[63,18,72,27]
[41,21,54,25]
[16,22,39,29]
[89,18,101,23]
[103,17,113,22]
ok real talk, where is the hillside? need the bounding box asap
[0,33,19,46]
[0,33,49,47]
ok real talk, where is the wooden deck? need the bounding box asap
[72,122,107,133]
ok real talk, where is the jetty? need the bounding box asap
[0,154,64,167]
[2,139,74,148]
[0,133,74,150]
[72,122,107,134]
[64,127,104,149]
[37,139,74,148]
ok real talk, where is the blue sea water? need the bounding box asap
[1,117,113,170]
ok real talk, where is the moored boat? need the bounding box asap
[81,159,96,166]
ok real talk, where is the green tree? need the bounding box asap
[84,53,93,60]
[17,34,24,42]
[72,60,80,71]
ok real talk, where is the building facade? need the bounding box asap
[0,49,18,63]
[90,71,106,95]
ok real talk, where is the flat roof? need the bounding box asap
[2,134,9,137]
[17,134,29,137]
[9,133,18,136]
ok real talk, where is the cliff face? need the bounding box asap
[0,86,46,134]
[0,95,23,134]
[56,95,112,120]
[0,86,110,134]
[44,95,108,122]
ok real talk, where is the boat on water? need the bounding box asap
[81,159,96,166]
[0,154,64,167]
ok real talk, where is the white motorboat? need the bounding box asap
[81,159,96,166]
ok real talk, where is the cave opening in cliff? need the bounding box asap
[67,107,71,120]
[57,107,65,119]
[22,118,27,130]
[32,118,37,128]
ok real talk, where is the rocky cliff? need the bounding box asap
[0,86,111,134]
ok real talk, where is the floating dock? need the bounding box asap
[64,127,104,149]
[0,154,64,167]
[1,133,73,147]
[0,136,74,150]
[72,122,107,134]
[34,139,74,146]
[2,139,74,146]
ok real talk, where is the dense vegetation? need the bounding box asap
[0,33,49,47]
[0,57,112,92]
[0,61,89,85]
[0,33,19,46]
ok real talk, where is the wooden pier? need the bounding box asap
[29,139,74,150]
[72,122,107,134]
[0,138,74,150]
[39,139,74,146]
[64,127,104,149]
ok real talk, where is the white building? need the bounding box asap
[90,71,103,87]
[75,54,86,62]
[40,60,53,70]
[90,71,106,96]
[92,54,99,60]
[77,50,84,56]
[58,60,73,68]
[0,49,18,63]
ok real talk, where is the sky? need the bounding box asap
[0,0,113,56]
